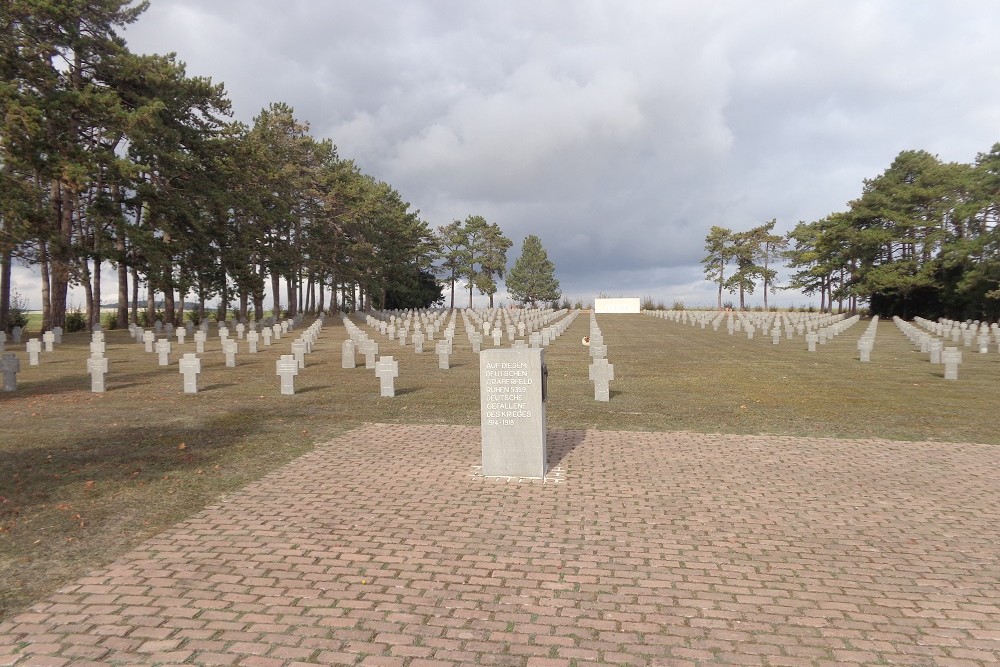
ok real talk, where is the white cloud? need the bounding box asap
[12,0,996,312]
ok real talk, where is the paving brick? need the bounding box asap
[1,424,998,666]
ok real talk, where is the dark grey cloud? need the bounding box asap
[16,0,994,309]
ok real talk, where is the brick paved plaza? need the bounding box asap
[2,423,998,666]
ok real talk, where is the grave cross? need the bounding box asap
[276,355,298,395]
[246,331,260,354]
[375,356,399,397]
[26,339,41,365]
[143,330,155,353]
[342,338,356,369]
[291,340,306,369]
[436,340,450,369]
[87,354,109,392]
[363,340,378,369]
[179,353,201,394]
[222,339,238,367]
[155,338,171,366]
[43,330,55,352]
[589,358,614,402]
[194,331,207,354]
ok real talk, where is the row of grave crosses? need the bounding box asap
[340,314,399,396]
[586,314,614,402]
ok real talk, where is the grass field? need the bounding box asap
[2,311,998,619]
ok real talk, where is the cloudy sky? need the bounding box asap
[16,0,1000,309]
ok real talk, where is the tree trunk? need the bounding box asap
[40,241,51,332]
[130,266,139,324]
[318,274,326,314]
[0,247,11,332]
[164,287,176,325]
[271,272,281,318]
[239,290,249,322]
[177,287,186,325]
[91,255,101,330]
[146,283,156,324]
[220,281,229,322]
[286,273,296,316]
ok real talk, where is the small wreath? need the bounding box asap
[582,336,590,346]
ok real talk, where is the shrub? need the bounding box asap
[102,312,119,330]
[6,290,30,332]
[64,306,86,333]
[641,295,657,310]
[672,300,685,311]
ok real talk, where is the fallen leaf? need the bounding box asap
[84,480,95,490]
[178,443,187,450]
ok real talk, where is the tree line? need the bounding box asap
[0,1,562,333]
[703,145,1000,319]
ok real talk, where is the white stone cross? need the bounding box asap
[219,326,229,340]
[43,330,56,352]
[246,331,259,354]
[342,338,356,368]
[436,340,450,369]
[262,328,273,346]
[26,338,41,365]
[291,340,306,369]
[375,356,399,397]
[155,338,171,366]
[589,358,615,402]
[363,340,378,368]
[52,326,63,344]
[87,354,109,392]
[276,354,298,395]
[222,339,238,367]
[236,323,245,340]
[412,331,424,353]
[1,352,20,391]
[90,340,106,355]
[193,331,207,354]
[143,330,156,353]
[272,324,282,340]
[806,332,818,352]
[176,328,187,345]
[179,353,201,393]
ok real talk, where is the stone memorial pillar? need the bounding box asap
[480,347,547,478]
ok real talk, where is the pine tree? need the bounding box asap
[506,235,560,306]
